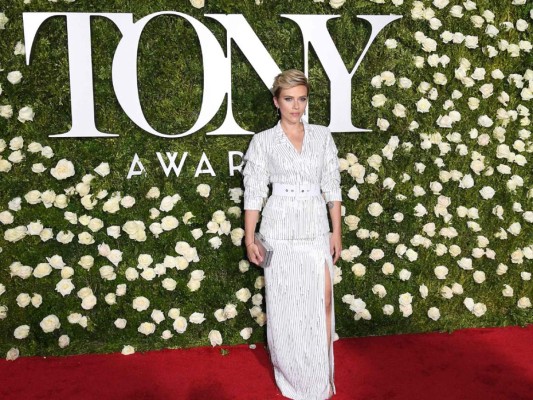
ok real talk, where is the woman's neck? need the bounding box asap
[280,119,303,136]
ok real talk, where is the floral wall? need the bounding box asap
[0,0,531,359]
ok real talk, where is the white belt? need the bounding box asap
[272,182,321,197]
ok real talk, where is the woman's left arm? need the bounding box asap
[320,128,343,265]
[328,201,342,264]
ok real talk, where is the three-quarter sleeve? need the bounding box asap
[242,135,270,211]
[321,129,342,203]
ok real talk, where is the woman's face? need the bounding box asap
[273,85,308,125]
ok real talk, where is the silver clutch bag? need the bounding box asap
[254,232,273,268]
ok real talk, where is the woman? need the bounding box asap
[242,69,342,400]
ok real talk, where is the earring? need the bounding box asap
[276,107,280,118]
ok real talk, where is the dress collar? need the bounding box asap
[273,119,313,147]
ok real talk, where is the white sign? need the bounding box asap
[23,12,401,138]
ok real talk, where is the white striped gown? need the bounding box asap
[243,120,342,400]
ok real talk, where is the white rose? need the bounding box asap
[161,216,179,231]
[121,345,135,355]
[434,265,448,279]
[86,218,103,233]
[138,322,156,336]
[189,312,206,324]
[329,0,346,9]
[371,94,387,108]
[7,71,23,84]
[32,263,52,278]
[419,284,428,299]
[426,307,440,321]
[369,248,385,261]
[230,227,245,246]
[114,318,127,329]
[146,187,160,199]
[104,293,116,305]
[58,335,70,348]
[479,186,495,199]
[55,279,75,297]
[0,211,14,225]
[161,278,176,291]
[371,284,387,298]
[196,183,211,197]
[78,255,94,270]
[159,194,180,212]
[502,284,514,297]
[367,202,383,217]
[6,347,20,361]
[50,159,75,180]
[224,303,238,319]
[103,196,121,213]
[134,254,152,269]
[132,296,150,312]
[54,194,68,209]
[16,293,31,307]
[9,136,24,150]
[376,118,389,131]
[27,220,44,236]
[382,262,394,275]
[473,270,486,283]
[40,314,61,333]
[210,210,225,225]
[60,267,74,279]
[472,303,487,317]
[190,0,205,9]
[120,195,136,208]
[149,223,163,237]
[123,268,138,282]
[159,330,173,340]
[236,288,252,302]
[255,276,266,288]
[207,330,222,347]
[240,327,253,340]
[25,190,42,205]
[139,267,155,281]
[106,225,121,239]
[517,297,531,309]
[383,305,394,315]
[398,292,413,306]
[14,325,30,339]
[172,316,188,333]
[122,220,146,242]
[56,230,74,244]
[400,304,413,317]
[112,284,126,298]
[94,162,110,177]
[77,232,94,245]
[399,269,411,281]
[0,105,14,119]
[81,295,97,310]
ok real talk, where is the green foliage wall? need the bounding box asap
[0,0,531,358]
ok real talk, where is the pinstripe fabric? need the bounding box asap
[242,120,342,399]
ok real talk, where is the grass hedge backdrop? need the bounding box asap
[0,0,531,358]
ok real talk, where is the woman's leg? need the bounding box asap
[324,261,333,397]
[324,262,332,350]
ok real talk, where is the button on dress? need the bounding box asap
[242,120,342,400]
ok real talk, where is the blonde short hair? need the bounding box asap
[271,69,309,98]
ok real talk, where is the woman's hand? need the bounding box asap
[330,231,342,265]
[246,243,264,266]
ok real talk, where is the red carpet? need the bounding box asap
[1,324,532,400]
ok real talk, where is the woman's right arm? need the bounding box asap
[242,135,269,266]
[244,210,263,265]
